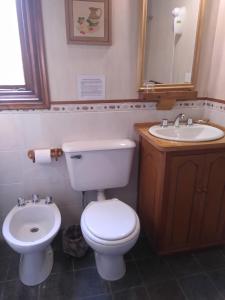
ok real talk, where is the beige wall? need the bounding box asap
[207,0,225,99]
[197,0,225,99]
[41,0,139,101]
[42,0,225,100]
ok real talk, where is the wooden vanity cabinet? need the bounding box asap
[138,137,225,255]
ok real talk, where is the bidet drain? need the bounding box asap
[30,227,39,233]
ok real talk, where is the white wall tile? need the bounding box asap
[0,183,24,217]
[0,151,24,185]
[0,115,24,151]
[204,107,225,127]
[0,102,206,237]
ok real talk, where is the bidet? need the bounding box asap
[2,196,61,286]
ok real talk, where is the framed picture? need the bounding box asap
[65,0,111,45]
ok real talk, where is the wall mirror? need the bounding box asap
[137,0,206,108]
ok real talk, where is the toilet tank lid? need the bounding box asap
[62,139,136,153]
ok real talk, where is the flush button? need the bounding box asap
[71,155,82,159]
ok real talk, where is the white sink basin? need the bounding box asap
[149,124,224,142]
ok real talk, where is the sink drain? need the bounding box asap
[30,227,39,233]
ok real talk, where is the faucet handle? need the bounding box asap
[161,119,168,128]
[187,118,193,126]
[45,196,53,204]
[17,197,26,207]
[32,194,40,203]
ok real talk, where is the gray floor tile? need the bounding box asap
[52,230,63,251]
[40,271,75,299]
[6,255,19,280]
[74,250,96,270]
[194,248,225,271]
[0,279,38,300]
[131,237,154,259]
[73,268,110,299]
[165,253,203,278]
[124,251,134,262]
[147,279,186,300]
[80,295,112,300]
[2,238,225,300]
[51,251,73,274]
[137,257,174,285]
[0,283,4,300]
[220,246,225,256]
[208,268,225,296]
[0,257,10,282]
[110,261,142,293]
[179,273,223,300]
[113,286,149,300]
[0,241,15,258]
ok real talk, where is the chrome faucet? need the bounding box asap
[45,196,53,204]
[17,197,26,207]
[173,113,186,127]
[32,194,40,203]
[161,119,168,128]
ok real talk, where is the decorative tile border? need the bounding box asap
[1,99,225,114]
[50,99,205,113]
[51,102,156,113]
[0,100,205,114]
[205,100,225,113]
[176,100,205,108]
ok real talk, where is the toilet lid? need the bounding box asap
[83,199,137,241]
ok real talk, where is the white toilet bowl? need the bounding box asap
[81,198,140,281]
[2,199,61,286]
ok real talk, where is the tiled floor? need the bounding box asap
[1,233,225,300]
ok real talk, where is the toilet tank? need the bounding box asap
[62,139,136,191]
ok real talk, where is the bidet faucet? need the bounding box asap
[17,197,26,207]
[32,194,40,203]
[173,113,186,127]
[45,196,53,204]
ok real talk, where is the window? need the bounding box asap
[0,0,50,110]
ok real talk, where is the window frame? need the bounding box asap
[0,0,50,110]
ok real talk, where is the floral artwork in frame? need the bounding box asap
[65,0,111,45]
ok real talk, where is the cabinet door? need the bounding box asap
[164,154,205,251]
[200,152,225,244]
[138,138,166,249]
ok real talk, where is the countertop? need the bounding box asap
[135,122,225,152]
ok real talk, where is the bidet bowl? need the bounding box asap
[149,124,224,142]
[2,201,61,254]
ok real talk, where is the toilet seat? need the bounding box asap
[81,199,139,246]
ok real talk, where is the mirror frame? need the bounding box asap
[137,0,206,97]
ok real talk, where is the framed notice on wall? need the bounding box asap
[78,75,106,100]
[65,0,111,45]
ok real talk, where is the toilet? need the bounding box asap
[62,139,140,281]
[2,197,61,286]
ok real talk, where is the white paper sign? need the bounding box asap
[78,75,105,100]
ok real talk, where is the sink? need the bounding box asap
[149,124,224,142]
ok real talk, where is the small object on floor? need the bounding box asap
[63,224,89,258]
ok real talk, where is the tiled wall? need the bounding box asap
[203,100,225,127]
[0,99,221,238]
